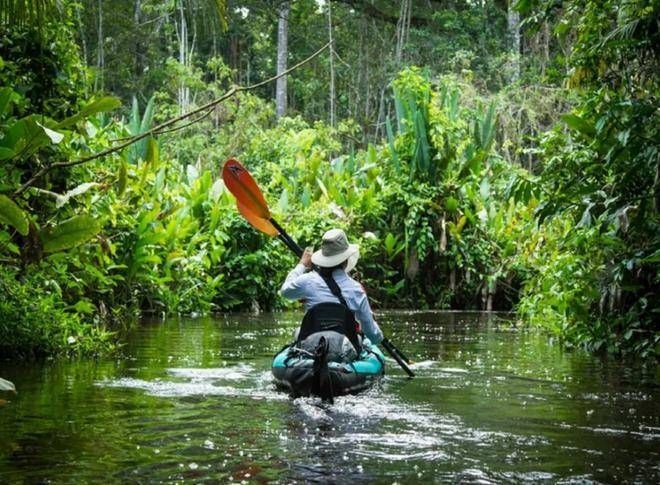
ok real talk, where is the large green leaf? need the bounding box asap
[0,115,63,157]
[57,96,121,129]
[41,215,101,253]
[0,195,29,235]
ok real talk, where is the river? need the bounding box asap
[1,311,658,483]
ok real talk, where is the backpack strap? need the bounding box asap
[317,271,349,308]
[315,270,362,352]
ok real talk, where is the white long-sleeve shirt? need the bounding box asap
[279,264,384,344]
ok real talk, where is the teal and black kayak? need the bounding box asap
[272,337,385,398]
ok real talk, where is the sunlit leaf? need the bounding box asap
[210,179,224,202]
[187,164,199,183]
[36,122,63,143]
[0,377,16,393]
[55,182,100,208]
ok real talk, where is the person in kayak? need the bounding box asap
[279,228,384,347]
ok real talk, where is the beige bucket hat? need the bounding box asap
[311,228,359,272]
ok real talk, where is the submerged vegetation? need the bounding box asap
[0,0,657,359]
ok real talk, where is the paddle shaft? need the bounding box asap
[382,339,415,378]
[270,218,303,257]
[382,337,413,365]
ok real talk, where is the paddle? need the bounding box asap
[221,158,415,378]
[223,159,303,257]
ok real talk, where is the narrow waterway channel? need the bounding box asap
[1,312,658,483]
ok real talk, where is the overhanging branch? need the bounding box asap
[14,41,331,197]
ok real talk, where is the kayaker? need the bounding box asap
[280,228,384,346]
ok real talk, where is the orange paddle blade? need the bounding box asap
[237,201,279,236]
[222,159,271,219]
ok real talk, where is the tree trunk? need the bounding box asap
[229,35,239,81]
[327,1,336,127]
[507,0,521,82]
[95,0,104,91]
[177,0,190,115]
[76,3,87,68]
[395,0,411,64]
[75,3,89,98]
[134,0,142,78]
[275,1,290,118]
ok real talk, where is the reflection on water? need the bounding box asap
[1,311,658,483]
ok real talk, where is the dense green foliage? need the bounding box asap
[514,0,659,356]
[0,0,657,359]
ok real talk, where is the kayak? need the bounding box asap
[272,336,385,399]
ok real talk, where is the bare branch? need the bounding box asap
[14,41,331,197]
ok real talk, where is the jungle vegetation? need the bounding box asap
[0,0,657,359]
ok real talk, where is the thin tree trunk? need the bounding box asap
[95,0,104,91]
[327,1,336,127]
[542,20,550,78]
[76,3,87,67]
[76,3,89,98]
[229,36,239,82]
[358,17,365,128]
[275,1,290,118]
[375,86,386,140]
[177,0,189,115]
[507,0,521,82]
[654,161,660,213]
[134,0,142,78]
[395,0,411,64]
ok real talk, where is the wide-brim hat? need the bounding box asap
[312,228,359,271]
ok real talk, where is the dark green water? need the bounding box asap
[1,312,658,483]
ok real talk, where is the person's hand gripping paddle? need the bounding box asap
[222,158,415,378]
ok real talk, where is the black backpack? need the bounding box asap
[296,271,361,353]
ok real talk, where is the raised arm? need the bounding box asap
[280,247,313,300]
[354,291,384,344]
[279,264,308,300]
